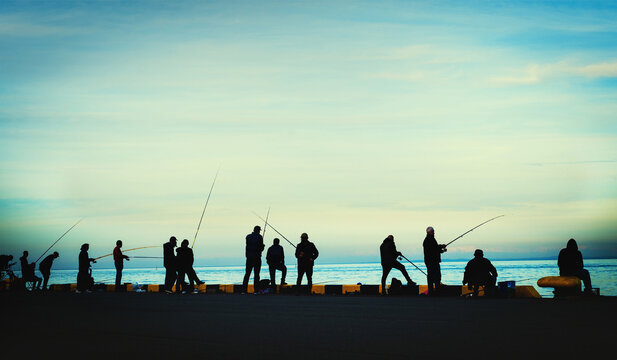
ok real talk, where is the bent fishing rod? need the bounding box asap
[252,211,296,248]
[94,246,160,260]
[262,206,271,239]
[444,215,505,247]
[191,165,220,249]
[398,254,428,276]
[36,218,84,263]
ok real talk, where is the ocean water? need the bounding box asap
[11,259,617,298]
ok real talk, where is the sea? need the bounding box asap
[12,259,617,298]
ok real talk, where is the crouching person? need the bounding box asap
[463,249,497,297]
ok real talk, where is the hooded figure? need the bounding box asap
[558,238,592,293]
[380,235,414,295]
[77,244,96,293]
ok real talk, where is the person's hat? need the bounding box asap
[426,226,434,233]
[387,235,394,240]
[474,249,483,257]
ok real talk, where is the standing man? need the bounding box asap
[20,251,42,290]
[113,240,130,288]
[163,236,178,294]
[77,244,96,293]
[39,252,59,290]
[423,226,446,296]
[296,233,319,289]
[242,226,265,293]
[266,238,287,289]
[380,235,414,295]
[558,238,593,294]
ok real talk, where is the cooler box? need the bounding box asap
[497,281,516,298]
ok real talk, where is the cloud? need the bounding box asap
[0,14,76,37]
[490,60,617,85]
[575,62,617,78]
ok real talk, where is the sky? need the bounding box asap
[1,0,616,269]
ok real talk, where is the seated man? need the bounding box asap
[463,249,497,297]
[19,251,42,290]
[558,238,592,294]
[266,238,287,289]
[0,254,16,280]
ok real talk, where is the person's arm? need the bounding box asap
[266,247,272,263]
[577,251,584,270]
[489,262,497,279]
[312,244,319,261]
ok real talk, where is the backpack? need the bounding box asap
[390,278,403,295]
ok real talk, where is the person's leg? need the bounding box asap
[42,270,50,290]
[253,258,261,293]
[77,271,83,291]
[434,263,442,293]
[177,270,186,292]
[164,267,171,291]
[269,265,276,287]
[297,264,305,287]
[242,258,252,291]
[381,265,392,294]
[306,265,313,288]
[426,263,434,294]
[392,261,413,285]
[280,264,287,284]
[115,263,123,287]
[577,269,592,291]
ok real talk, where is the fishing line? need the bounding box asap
[262,206,271,240]
[192,165,220,249]
[94,246,159,260]
[445,215,505,247]
[399,254,428,276]
[36,218,84,263]
[252,212,296,249]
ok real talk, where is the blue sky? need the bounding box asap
[1,1,616,269]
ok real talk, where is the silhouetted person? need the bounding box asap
[266,238,287,288]
[39,252,59,290]
[463,249,497,297]
[163,236,178,294]
[113,240,130,287]
[243,226,265,293]
[558,238,593,294]
[176,239,201,293]
[77,244,96,293]
[380,235,413,295]
[20,251,42,290]
[296,233,319,289]
[423,226,446,296]
[0,254,15,278]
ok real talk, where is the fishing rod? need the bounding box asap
[36,218,84,263]
[262,206,271,240]
[191,165,220,249]
[398,254,428,276]
[444,215,505,247]
[252,211,296,248]
[94,246,159,260]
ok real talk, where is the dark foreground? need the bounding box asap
[3,292,615,359]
